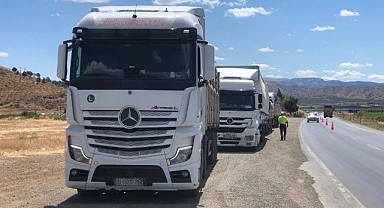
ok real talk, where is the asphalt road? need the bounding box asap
[300,117,384,208]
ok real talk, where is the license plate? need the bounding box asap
[113,178,145,186]
[223,132,236,140]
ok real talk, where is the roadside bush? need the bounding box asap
[20,111,41,119]
[0,114,18,119]
[376,117,384,122]
[50,114,66,121]
[293,112,304,118]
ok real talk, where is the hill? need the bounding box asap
[1,65,383,114]
[0,66,67,115]
[266,78,384,107]
[265,77,384,88]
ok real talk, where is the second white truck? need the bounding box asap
[216,65,271,149]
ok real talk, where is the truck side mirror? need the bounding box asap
[203,44,215,80]
[57,44,68,81]
[258,94,262,103]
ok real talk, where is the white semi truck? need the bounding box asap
[57,6,219,197]
[268,92,281,128]
[216,65,271,148]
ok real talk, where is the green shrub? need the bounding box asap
[0,114,18,119]
[19,111,41,119]
[293,112,304,118]
[376,117,384,122]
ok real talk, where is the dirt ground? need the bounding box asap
[0,117,324,208]
[0,118,67,156]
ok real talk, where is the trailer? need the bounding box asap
[324,105,333,118]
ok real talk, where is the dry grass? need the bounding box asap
[0,118,67,155]
[335,111,384,131]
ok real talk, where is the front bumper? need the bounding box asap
[217,128,259,147]
[65,154,200,191]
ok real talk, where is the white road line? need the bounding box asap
[367,144,382,151]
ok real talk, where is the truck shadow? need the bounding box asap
[217,137,268,154]
[46,189,203,208]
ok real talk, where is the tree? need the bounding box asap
[12,67,18,73]
[26,71,33,81]
[45,77,51,82]
[52,80,68,88]
[282,96,299,115]
[26,71,33,76]
[35,73,41,82]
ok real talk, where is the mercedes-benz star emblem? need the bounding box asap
[119,106,141,129]
[226,117,234,125]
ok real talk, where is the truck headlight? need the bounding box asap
[168,146,192,165]
[244,135,254,141]
[69,145,92,164]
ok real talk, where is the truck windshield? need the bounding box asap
[71,40,193,81]
[220,90,255,111]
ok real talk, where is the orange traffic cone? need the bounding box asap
[331,121,334,130]
[325,119,328,125]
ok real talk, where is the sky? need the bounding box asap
[1,0,384,83]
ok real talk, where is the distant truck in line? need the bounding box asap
[268,92,281,128]
[215,65,273,149]
[324,105,333,118]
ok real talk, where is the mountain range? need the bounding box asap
[265,77,384,89]
[265,77,384,107]
[0,65,383,114]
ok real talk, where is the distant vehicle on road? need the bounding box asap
[324,105,333,118]
[307,112,319,123]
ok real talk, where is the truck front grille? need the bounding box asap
[91,145,168,157]
[218,117,251,133]
[83,110,177,157]
[218,127,246,133]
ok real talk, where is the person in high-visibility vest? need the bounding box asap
[278,111,289,141]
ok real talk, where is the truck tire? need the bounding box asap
[207,133,217,165]
[260,125,265,142]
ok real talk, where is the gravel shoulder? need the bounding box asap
[0,117,324,208]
